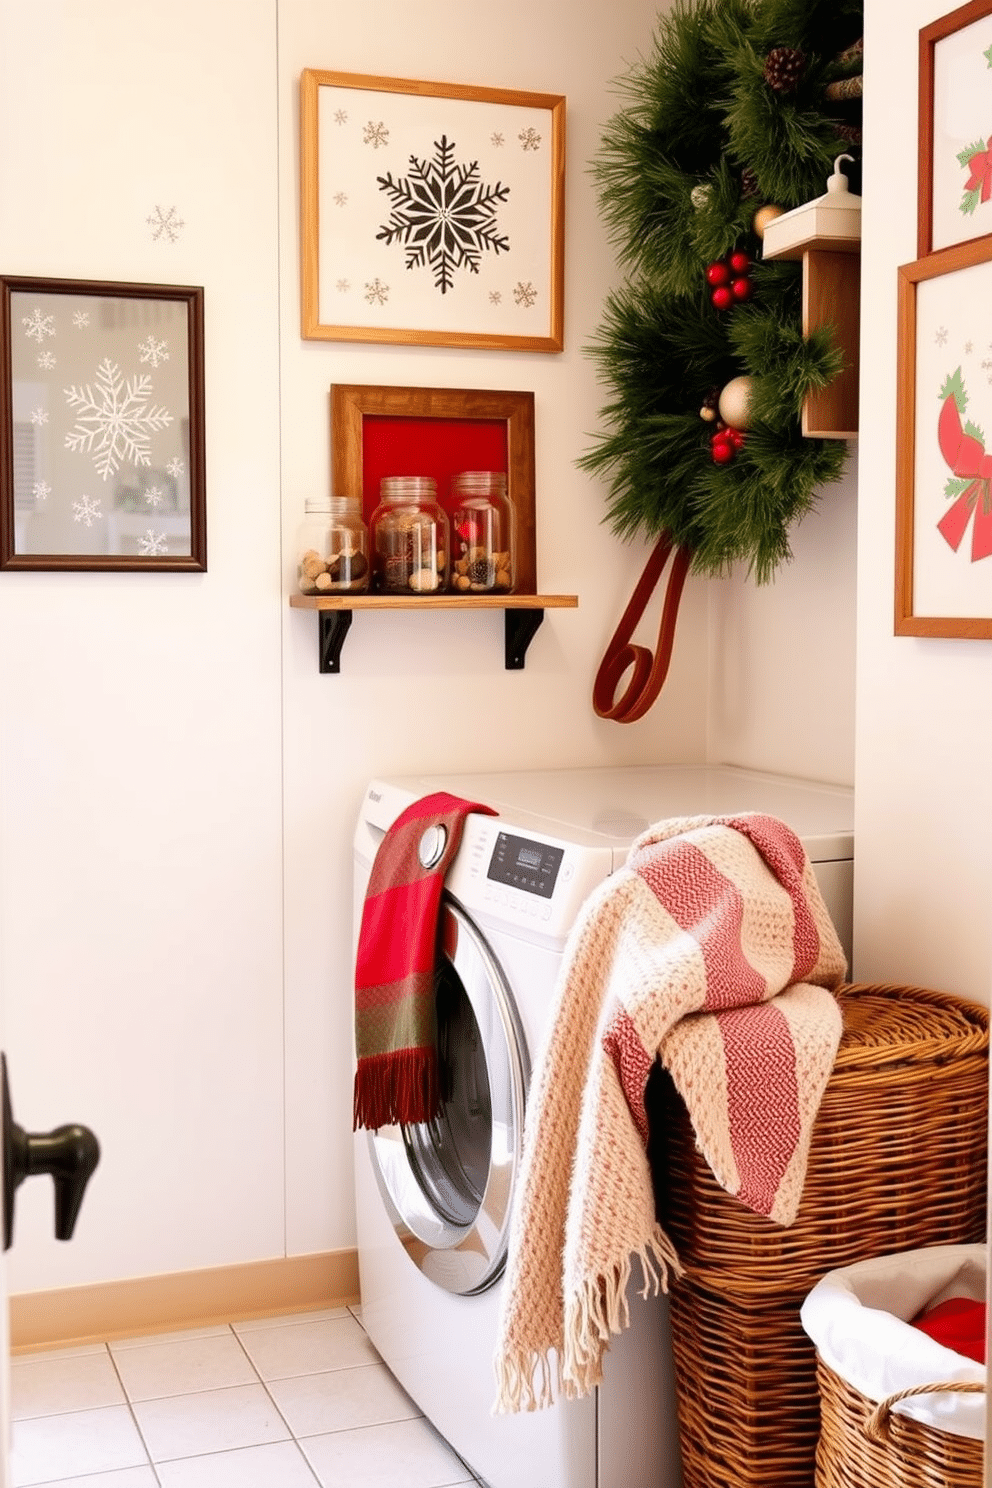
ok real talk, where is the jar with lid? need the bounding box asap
[370,476,449,595]
[296,496,369,595]
[450,471,514,593]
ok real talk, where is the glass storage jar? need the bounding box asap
[370,476,449,595]
[296,495,369,595]
[450,471,514,593]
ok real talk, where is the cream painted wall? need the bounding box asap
[855,0,992,1003]
[0,0,865,1299]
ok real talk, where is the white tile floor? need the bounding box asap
[10,1307,483,1487]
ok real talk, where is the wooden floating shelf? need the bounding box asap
[289,592,579,673]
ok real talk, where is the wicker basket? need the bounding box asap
[647,983,989,1488]
[814,1358,984,1488]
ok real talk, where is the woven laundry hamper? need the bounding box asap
[645,983,989,1488]
[803,1245,985,1488]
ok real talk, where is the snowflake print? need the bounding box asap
[334,109,348,124]
[147,205,185,242]
[64,358,174,481]
[335,278,351,293]
[491,132,505,148]
[363,121,389,148]
[333,192,348,207]
[966,341,975,353]
[32,481,51,501]
[982,357,992,384]
[377,136,510,295]
[138,336,169,368]
[144,485,166,507]
[72,312,90,329]
[936,326,949,346]
[489,290,502,305]
[29,407,48,426]
[72,495,103,527]
[37,351,56,370]
[513,281,538,308]
[138,529,169,556]
[166,457,185,478]
[518,127,542,152]
[364,278,389,306]
[22,308,55,343]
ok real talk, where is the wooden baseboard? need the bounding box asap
[9,1248,359,1353]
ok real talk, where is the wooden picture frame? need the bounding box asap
[0,276,206,572]
[895,236,992,636]
[300,70,565,352]
[331,383,537,591]
[919,0,992,255]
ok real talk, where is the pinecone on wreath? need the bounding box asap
[764,45,806,94]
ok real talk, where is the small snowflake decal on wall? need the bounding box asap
[147,206,185,242]
[334,109,348,124]
[72,495,103,526]
[37,351,56,370]
[936,326,949,346]
[336,278,351,293]
[22,308,55,343]
[333,192,348,207]
[489,290,502,305]
[363,121,389,149]
[72,312,90,329]
[32,481,51,501]
[30,407,49,426]
[364,278,389,306]
[377,136,510,295]
[518,128,542,152]
[513,281,538,308]
[144,485,166,507]
[491,132,505,148]
[166,457,185,479]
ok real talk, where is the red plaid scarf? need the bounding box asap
[353,791,495,1131]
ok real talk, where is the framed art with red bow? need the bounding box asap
[896,235,992,636]
[919,0,992,255]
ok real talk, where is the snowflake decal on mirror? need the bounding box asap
[376,136,510,295]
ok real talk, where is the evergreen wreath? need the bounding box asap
[580,0,863,585]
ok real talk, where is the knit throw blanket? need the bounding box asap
[354,791,495,1131]
[494,812,847,1412]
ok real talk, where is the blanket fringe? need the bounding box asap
[564,1226,684,1397]
[353,1048,439,1131]
[494,1226,684,1413]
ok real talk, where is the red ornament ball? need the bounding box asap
[706,261,731,287]
[728,250,751,275]
[711,435,735,464]
[731,276,754,302]
[711,285,734,311]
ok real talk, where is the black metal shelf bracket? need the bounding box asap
[314,604,546,672]
[505,608,544,670]
[318,609,353,673]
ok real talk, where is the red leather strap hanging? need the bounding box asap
[593,534,692,723]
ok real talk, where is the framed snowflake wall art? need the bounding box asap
[0,276,205,572]
[895,235,992,636]
[919,0,992,255]
[299,70,565,352]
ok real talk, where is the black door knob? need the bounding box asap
[2,1053,100,1250]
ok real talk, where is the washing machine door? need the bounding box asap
[366,896,529,1297]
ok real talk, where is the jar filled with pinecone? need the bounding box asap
[450,472,514,594]
[370,476,449,595]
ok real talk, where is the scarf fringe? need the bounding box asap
[353,1048,440,1131]
[494,1226,684,1413]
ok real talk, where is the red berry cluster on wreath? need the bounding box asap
[710,423,746,465]
[705,250,753,311]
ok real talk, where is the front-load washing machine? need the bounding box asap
[352,764,855,1488]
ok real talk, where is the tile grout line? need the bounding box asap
[103,1338,165,1488]
[227,1320,324,1486]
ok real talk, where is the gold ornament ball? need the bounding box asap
[753,203,785,239]
[718,375,755,431]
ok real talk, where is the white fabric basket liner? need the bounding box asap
[800,1244,986,1441]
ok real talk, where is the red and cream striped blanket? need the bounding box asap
[494,812,847,1412]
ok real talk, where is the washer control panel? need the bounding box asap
[486,832,564,900]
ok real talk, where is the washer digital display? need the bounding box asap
[486,832,563,899]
